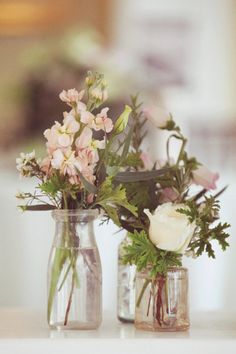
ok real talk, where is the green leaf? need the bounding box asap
[95,177,137,226]
[47,248,70,322]
[113,105,132,135]
[123,230,182,276]
[106,165,120,177]
[121,124,134,160]
[40,173,67,197]
[76,168,97,194]
[114,168,171,182]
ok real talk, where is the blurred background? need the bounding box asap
[0,0,236,317]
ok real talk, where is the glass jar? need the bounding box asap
[47,209,102,330]
[135,267,189,332]
[117,234,136,323]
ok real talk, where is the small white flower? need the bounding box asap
[16,151,36,177]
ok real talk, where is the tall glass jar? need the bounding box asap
[135,267,189,332]
[117,234,136,323]
[47,209,102,330]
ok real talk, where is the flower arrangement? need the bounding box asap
[16,71,137,219]
[118,101,230,329]
[16,71,142,327]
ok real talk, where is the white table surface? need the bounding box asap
[0,308,235,354]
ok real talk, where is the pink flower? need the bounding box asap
[93,108,113,133]
[144,105,170,128]
[44,115,80,153]
[75,126,105,153]
[192,165,219,190]
[80,111,95,127]
[63,112,80,133]
[59,89,85,105]
[140,152,153,170]
[40,156,52,176]
[51,149,79,176]
[75,127,93,150]
[76,148,98,168]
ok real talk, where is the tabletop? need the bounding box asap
[0,308,235,354]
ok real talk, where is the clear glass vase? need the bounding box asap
[135,267,189,332]
[117,235,136,323]
[47,209,102,330]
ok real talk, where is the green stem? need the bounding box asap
[63,272,75,326]
[176,137,187,165]
[136,278,151,308]
[63,192,68,210]
[58,261,73,292]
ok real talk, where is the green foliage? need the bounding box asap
[40,173,68,197]
[47,247,70,322]
[178,197,230,258]
[107,151,143,170]
[123,230,182,277]
[123,180,158,216]
[94,177,137,226]
[129,94,147,153]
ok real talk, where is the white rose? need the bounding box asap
[144,203,196,254]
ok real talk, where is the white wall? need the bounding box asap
[112,0,236,312]
[0,0,236,315]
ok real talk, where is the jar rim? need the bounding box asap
[137,266,188,277]
[52,208,99,221]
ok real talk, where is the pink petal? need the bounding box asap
[75,127,93,149]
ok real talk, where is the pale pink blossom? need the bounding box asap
[80,111,95,127]
[75,126,105,154]
[144,105,170,128]
[77,147,99,166]
[51,149,79,176]
[59,89,85,105]
[75,127,93,150]
[140,152,153,170]
[192,165,219,190]
[70,101,87,115]
[40,156,52,176]
[44,115,80,153]
[69,162,95,186]
[63,112,80,133]
[93,108,113,133]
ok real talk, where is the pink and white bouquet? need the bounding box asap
[16,72,137,223]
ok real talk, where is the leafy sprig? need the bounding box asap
[178,197,230,258]
[123,230,182,277]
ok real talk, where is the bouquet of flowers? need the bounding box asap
[16,71,138,218]
[16,71,142,328]
[118,103,230,330]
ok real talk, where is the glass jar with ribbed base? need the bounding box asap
[117,235,136,323]
[135,267,189,332]
[47,209,102,330]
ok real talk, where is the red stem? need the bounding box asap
[155,276,165,327]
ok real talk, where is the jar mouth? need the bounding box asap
[52,209,99,222]
[138,266,187,277]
